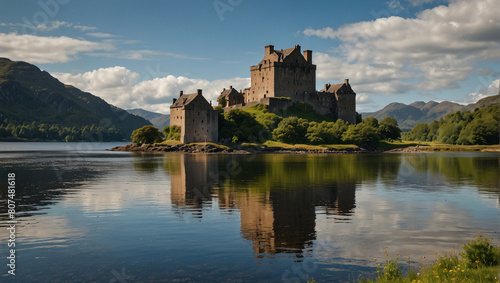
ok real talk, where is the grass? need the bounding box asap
[360,233,500,283]
[188,142,229,149]
[420,143,499,152]
[261,141,359,150]
[155,140,183,146]
[380,140,500,152]
[155,137,497,153]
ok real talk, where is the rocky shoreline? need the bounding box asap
[108,143,386,154]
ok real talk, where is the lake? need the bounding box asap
[0,142,499,282]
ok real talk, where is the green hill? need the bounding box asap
[127,108,170,130]
[362,95,499,130]
[0,58,150,141]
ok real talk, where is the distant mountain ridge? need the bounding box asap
[127,108,170,130]
[0,58,150,139]
[361,95,499,130]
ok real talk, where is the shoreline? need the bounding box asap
[108,143,437,154]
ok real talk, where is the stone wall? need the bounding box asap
[183,96,218,143]
[336,93,356,124]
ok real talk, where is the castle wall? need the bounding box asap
[171,92,218,144]
[336,93,356,124]
[248,61,275,103]
[183,96,218,143]
[273,62,316,99]
[170,106,185,138]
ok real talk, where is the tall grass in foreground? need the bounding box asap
[360,233,499,283]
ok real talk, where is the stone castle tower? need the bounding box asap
[246,45,316,102]
[170,89,218,143]
[219,45,357,124]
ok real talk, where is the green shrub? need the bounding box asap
[163,125,181,141]
[460,233,500,268]
[272,117,309,144]
[131,125,164,144]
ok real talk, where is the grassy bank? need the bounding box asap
[155,139,498,152]
[393,141,499,152]
[359,233,499,283]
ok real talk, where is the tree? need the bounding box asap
[163,125,181,141]
[272,117,309,144]
[341,123,380,145]
[131,125,164,144]
[356,112,363,124]
[219,109,265,143]
[306,119,347,144]
[363,117,379,128]
[403,123,429,141]
[219,96,227,108]
[378,117,401,140]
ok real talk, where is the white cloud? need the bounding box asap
[464,79,499,104]
[34,20,73,31]
[88,50,209,61]
[86,32,118,38]
[1,20,74,32]
[0,33,113,63]
[356,94,374,104]
[54,66,250,114]
[304,0,500,96]
[73,25,97,31]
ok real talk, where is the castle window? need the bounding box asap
[201,120,204,123]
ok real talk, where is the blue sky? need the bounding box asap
[1,0,499,114]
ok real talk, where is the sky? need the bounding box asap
[0,0,499,114]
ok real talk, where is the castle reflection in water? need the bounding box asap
[166,154,356,255]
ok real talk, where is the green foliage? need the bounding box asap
[403,105,499,145]
[363,116,379,128]
[219,108,266,143]
[217,103,399,146]
[306,120,348,144]
[378,117,401,140]
[219,96,227,108]
[254,112,282,133]
[276,102,334,122]
[0,121,123,142]
[131,125,164,144]
[460,233,500,268]
[356,112,363,124]
[341,121,380,145]
[272,117,309,144]
[364,233,500,283]
[163,125,181,141]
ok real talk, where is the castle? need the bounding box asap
[171,45,357,143]
[169,89,218,144]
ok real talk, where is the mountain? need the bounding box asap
[361,95,499,130]
[127,108,163,121]
[0,58,150,140]
[127,108,170,130]
[150,114,170,130]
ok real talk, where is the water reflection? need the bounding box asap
[149,153,500,259]
[0,148,498,282]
